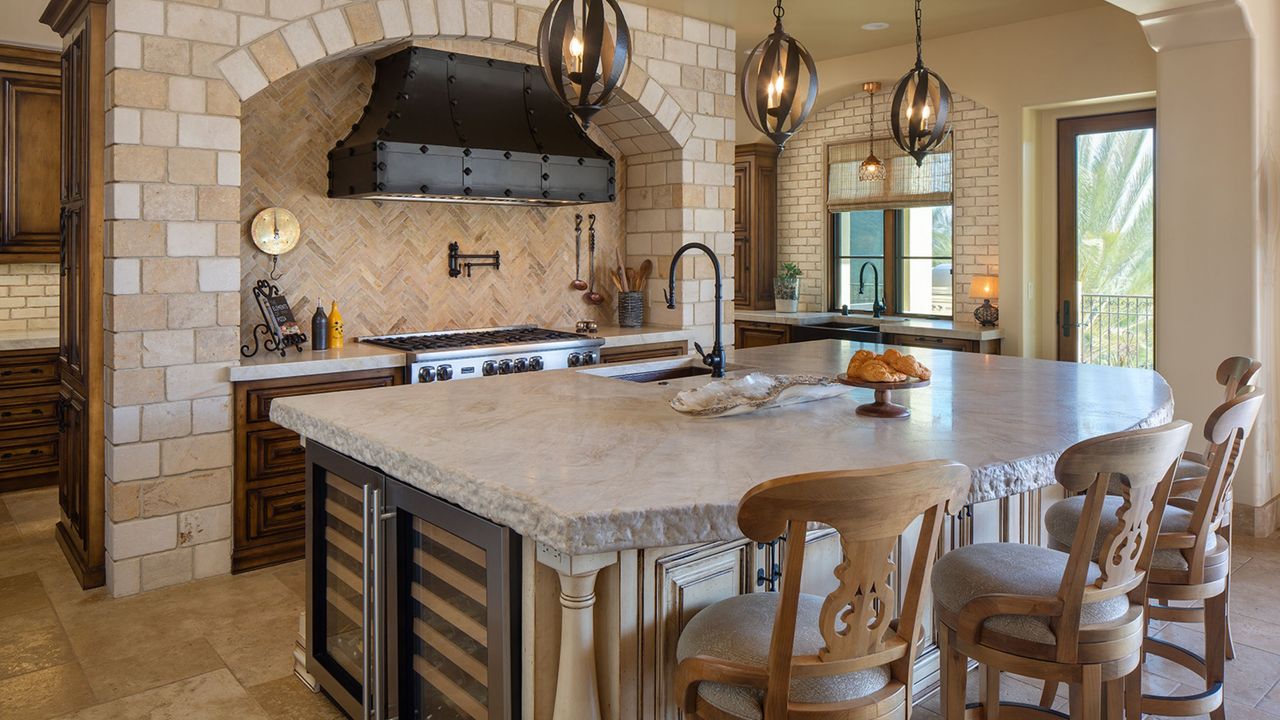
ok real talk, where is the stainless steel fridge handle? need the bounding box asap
[361,483,373,720]
[371,487,386,720]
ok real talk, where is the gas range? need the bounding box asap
[360,325,606,384]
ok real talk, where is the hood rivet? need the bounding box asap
[420,145,429,153]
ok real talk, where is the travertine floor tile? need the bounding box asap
[270,560,305,599]
[247,675,347,720]
[0,661,96,720]
[205,612,304,687]
[3,487,60,542]
[0,606,75,681]
[53,669,271,720]
[78,637,226,703]
[0,572,51,619]
[1149,621,1280,707]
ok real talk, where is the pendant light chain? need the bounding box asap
[914,0,923,67]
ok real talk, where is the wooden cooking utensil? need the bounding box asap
[571,214,588,291]
[609,269,624,292]
[637,259,653,289]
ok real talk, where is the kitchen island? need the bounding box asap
[272,340,1172,719]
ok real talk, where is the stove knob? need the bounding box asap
[418,366,436,383]
[568,353,582,367]
[498,359,513,375]
[583,351,599,366]
[528,356,544,371]
[482,360,498,377]
[514,358,529,373]
[437,364,453,381]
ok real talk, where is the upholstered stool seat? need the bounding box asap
[932,543,1130,645]
[676,593,891,719]
[1177,457,1209,480]
[1044,496,1219,571]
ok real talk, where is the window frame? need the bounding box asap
[828,207,953,320]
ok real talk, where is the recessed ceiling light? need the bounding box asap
[862,22,890,31]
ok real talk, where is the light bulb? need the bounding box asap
[767,72,785,109]
[568,35,584,73]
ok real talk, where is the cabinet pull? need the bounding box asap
[371,487,386,720]
[361,483,373,720]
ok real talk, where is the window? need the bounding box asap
[830,205,952,318]
[827,135,954,318]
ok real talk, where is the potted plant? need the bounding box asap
[774,263,803,313]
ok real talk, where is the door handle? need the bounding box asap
[361,483,373,720]
[1061,300,1071,338]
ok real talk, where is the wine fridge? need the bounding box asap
[306,443,520,719]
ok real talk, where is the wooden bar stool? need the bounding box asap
[931,421,1192,720]
[1041,390,1262,719]
[673,459,972,719]
[1169,356,1259,660]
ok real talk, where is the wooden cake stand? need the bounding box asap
[836,374,930,419]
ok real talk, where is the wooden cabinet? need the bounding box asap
[883,332,1002,355]
[0,45,61,263]
[599,339,689,365]
[43,0,107,590]
[734,320,790,349]
[0,348,60,493]
[234,367,403,572]
[733,144,778,310]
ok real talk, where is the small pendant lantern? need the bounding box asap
[537,0,631,128]
[890,0,952,166]
[740,0,818,150]
[858,82,886,182]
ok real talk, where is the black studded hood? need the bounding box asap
[328,47,616,205]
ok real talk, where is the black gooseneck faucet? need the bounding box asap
[858,261,887,319]
[664,242,726,378]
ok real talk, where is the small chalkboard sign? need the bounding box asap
[241,280,308,358]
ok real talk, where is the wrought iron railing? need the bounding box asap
[1078,293,1155,369]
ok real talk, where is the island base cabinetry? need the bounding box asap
[305,442,520,720]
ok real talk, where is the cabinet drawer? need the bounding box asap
[887,334,974,352]
[0,432,59,475]
[246,427,306,483]
[0,393,59,430]
[599,341,688,365]
[0,352,58,389]
[245,484,306,541]
[245,373,400,424]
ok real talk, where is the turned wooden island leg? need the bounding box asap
[537,544,619,720]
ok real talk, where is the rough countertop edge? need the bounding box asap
[272,391,1175,557]
[735,310,1004,341]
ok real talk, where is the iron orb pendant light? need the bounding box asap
[538,0,631,128]
[741,0,818,151]
[890,0,952,167]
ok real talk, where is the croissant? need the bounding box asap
[856,359,908,383]
[881,348,903,363]
[845,349,876,377]
[885,353,931,381]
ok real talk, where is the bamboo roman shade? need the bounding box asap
[827,137,953,211]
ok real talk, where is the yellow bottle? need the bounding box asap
[328,301,345,349]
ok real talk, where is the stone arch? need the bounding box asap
[212,0,693,154]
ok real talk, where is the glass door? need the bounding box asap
[1057,110,1156,368]
[306,443,383,720]
[386,482,519,720]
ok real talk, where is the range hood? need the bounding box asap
[328,47,616,205]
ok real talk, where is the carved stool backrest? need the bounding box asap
[1051,421,1192,662]
[1181,390,1264,578]
[737,460,971,718]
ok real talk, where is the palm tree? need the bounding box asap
[1073,127,1155,368]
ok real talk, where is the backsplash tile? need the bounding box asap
[239,56,625,340]
[0,264,60,333]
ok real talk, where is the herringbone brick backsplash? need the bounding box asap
[241,56,625,341]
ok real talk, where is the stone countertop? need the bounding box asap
[0,330,59,353]
[270,339,1172,556]
[735,310,1004,342]
[566,324,693,349]
[228,343,407,382]
[229,325,694,382]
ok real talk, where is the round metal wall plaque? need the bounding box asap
[250,207,301,255]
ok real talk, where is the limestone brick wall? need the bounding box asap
[101,0,734,596]
[777,87,999,319]
[0,264,59,332]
